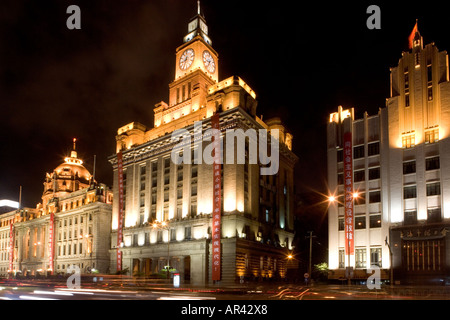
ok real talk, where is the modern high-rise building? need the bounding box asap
[0,142,113,277]
[327,25,450,284]
[108,4,297,285]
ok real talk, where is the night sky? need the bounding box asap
[1,0,449,213]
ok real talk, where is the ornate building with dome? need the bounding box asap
[0,140,113,277]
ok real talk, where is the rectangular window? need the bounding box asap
[353,145,365,159]
[403,161,416,174]
[185,227,192,240]
[368,142,380,156]
[191,185,197,197]
[368,167,380,180]
[369,191,381,203]
[191,204,197,217]
[427,65,432,82]
[369,215,382,228]
[337,172,344,185]
[424,128,439,144]
[370,248,382,268]
[404,71,409,90]
[428,87,433,101]
[191,166,198,178]
[354,193,365,205]
[426,156,440,171]
[355,216,366,229]
[405,94,410,107]
[428,208,441,223]
[355,248,367,269]
[339,249,345,269]
[403,185,417,199]
[426,182,441,196]
[404,210,417,225]
[402,133,415,148]
[354,170,365,182]
[338,217,345,231]
[337,149,343,163]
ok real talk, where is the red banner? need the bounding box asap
[9,221,14,275]
[48,212,55,274]
[117,151,124,272]
[343,132,354,255]
[211,113,221,281]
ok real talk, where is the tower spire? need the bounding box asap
[197,0,201,15]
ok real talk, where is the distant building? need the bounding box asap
[327,26,450,284]
[108,4,298,285]
[0,142,112,277]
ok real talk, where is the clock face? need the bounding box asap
[202,50,216,73]
[179,49,195,71]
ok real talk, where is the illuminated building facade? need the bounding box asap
[327,27,450,283]
[108,5,297,285]
[0,143,113,277]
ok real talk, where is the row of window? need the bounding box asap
[57,242,86,256]
[339,247,382,269]
[338,156,440,185]
[403,182,441,199]
[337,190,381,205]
[58,214,91,227]
[337,142,380,162]
[405,156,440,173]
[338,214,382,230]
[404,207,442,224]
[127,226,194,246]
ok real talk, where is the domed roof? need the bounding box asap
[54,139,92,182]
[54,154,92,183]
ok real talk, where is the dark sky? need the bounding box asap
[1,0,449,208]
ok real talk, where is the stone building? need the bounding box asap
[108,5,298,285]
[327,25,450,284]
[0,142,113,277]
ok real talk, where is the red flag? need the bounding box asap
[408,22,418,49]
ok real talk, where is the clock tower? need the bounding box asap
[169,1,219,108]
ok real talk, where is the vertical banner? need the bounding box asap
[211,113,221,281]
[48,212,55,274]
[343,132,354,255]
[117,151,124,272]
[9,221,14,276]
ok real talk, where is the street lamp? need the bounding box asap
[152,220,171,279]
[385,236,394,287]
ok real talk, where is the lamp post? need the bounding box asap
[385,236,394,287]
[152,221,171,279]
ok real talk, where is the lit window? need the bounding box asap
[369,215,382,228]
[402,132,415,149]
[355,248,367,269]
[425,128,439,144]
[355,216,366,229]
[370,248,382,267]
